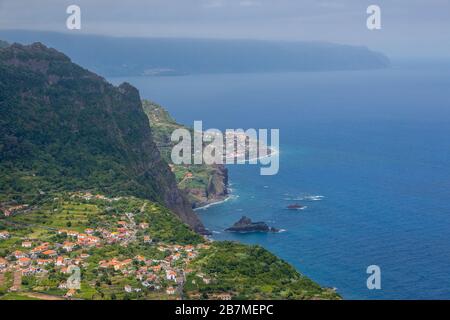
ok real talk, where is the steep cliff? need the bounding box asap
[0,42,207,234]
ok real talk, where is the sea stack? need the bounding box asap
[226,216,279,233]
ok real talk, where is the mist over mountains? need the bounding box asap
[0,30,389,76]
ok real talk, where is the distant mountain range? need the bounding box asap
[0,30,390,76]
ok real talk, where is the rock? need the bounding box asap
[225,216,279,233]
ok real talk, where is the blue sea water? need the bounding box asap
[110,61,450,299]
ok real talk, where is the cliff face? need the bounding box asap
[0,42,207,234]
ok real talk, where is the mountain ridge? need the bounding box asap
[0,41,207,234]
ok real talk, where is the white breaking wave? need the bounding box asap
[194,194,239,211]
[284,194,324,201]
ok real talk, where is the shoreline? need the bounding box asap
[193,194,232,211]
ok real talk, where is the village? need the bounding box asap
[0,192,235,300]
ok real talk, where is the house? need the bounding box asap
[135,255,145,262]
[0,257,8,269]
[22,241,33,248]
[22,267,39,276]
[85,228,94,234]
[18,257,31,267]
[117,221,128,227]
[187,252,197,259]
[115,259,133,271]
[37,259,52,266]
[124,285,133,293]
[63,241,75,252]
[77,233,88,240]
[65,289,76,298]
[152,265,162,272]
[166,287,176,295]
[117,228,127,234]
[216,293,232,300]
[146,274,157,282]
[166,270,177,281]
[139,223,149,229]
[0,231,10,239]
[80,253,90,259]
[58,282,68,289]
[13,250,26,259]
[66,230,79,237]
[42,250,57,257]
[58,229,68,235]
[65,230,78,238]
[30,242,49,255]
[86,236,100,244]
[1,208,11,217]
[56,256,65,267]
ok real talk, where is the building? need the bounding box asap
[0,231,10,239]
[42,250,57,258]
[65,289,76,298]
[216,293,232,300]
[63,241,76,252]
[13,250,26,259]
[0,257,8,269]
[124,285,132,293]
[139,223,149,229]
[22,241,33,248]
[166,270,177,281]
[56,256,65,267]
[18,257,31,267]
[166,287,176,295]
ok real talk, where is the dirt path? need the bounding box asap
[9,270,22,292]
[140,202,147,213]
[21,292,65,300]
[0,273,5,287]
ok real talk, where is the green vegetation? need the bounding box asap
[185,241,339,300]
[0,40,9,49]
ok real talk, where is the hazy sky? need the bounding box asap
[1,0,449,57]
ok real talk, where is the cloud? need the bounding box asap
[0,0,449,57]
[203,0,224,8]
[239,1,261,7]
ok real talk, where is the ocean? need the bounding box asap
[109,61,450,299]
